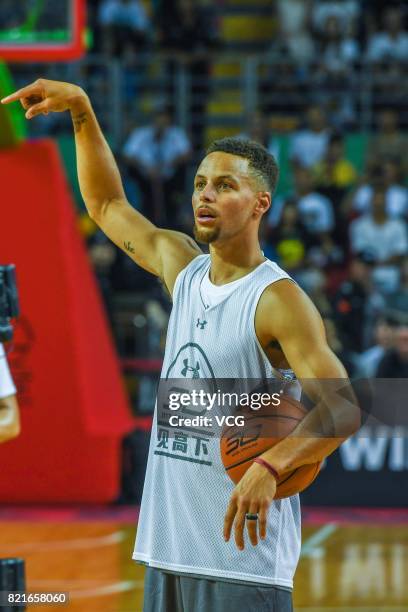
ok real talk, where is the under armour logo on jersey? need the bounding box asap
[196,318,207,330]
[181,359,200,378]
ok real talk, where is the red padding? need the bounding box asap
[0,139,136,502]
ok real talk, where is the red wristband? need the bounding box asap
[254,457,280,480]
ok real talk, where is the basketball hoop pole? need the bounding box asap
[0,558,26,611]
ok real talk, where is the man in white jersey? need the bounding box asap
[0,343,20,443]
[2,80,359,612]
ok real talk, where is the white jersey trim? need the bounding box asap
[132,553,294,588]
[171,253,206,300]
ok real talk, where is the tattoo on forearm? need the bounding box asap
[124,241,135,254]
[72,112,87,133]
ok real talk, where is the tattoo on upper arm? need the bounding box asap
[124,241,135,254]
[72,112,87,133]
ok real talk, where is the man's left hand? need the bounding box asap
[223,462,277,550]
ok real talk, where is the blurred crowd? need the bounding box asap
[91,100,408,380]
[86,0,220,60]
[84,0,408,64]
[3,0,407,381]
[81,1,408,381]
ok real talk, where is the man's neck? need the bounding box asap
[209,237,265,285]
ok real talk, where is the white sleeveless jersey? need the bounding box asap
[133,255,302,588]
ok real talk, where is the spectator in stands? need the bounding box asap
[386,257,408,314]
[333,251,380,354]
[268,202,307,272]
[362,0,403,42]
[98,0,150,58]
[376,317,408,378]
[370,109,408,166]
[154,0,220,151]
[239,111,281,163]
[312,0,361,35]
[293,166,335,237]
[269,167,339,269]
[349,187,408,293]
[122,103,191,227]
[383,158,408,217]
[275,0,315,63]
[290,105,330,168]
[269,166,334,232]
[323,316,355,376]
[350,159,407,219]
[367,6,408,64]
[313,132,357,193]
[87,231,117,324]
[155,0,219,51]
[309,14,359,131]
[314,132,357,247]
[317,15,359,76]
[355,316,395,377]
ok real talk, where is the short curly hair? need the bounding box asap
[206,137,279,195]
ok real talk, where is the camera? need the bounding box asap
[0,265,20,342]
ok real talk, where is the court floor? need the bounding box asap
[0,506,407,612]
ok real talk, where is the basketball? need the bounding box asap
[220,395,322,499]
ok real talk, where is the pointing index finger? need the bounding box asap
[1,83,42,105]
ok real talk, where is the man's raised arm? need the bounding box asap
[2,79,200,293]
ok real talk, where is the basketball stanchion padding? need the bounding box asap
[221,395,322,499]
[0,558,26,611]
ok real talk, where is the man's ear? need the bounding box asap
[254,192,271,218]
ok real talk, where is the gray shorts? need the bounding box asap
[143,566,293,612]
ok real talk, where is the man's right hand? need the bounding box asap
[1,78,88,119]
[2,78,201,294]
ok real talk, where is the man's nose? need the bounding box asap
[200,184,216,202]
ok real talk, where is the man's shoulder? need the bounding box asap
[255,277,315,342]
[257,275,301,311]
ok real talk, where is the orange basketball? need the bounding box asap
[220,395,321,499]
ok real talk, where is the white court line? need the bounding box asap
[3,530,126,553]
[30,579,138,587]
[69,580,143,599]
[300,523,338,558]
[29,579,143,599]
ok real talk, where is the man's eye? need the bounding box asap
[219,183,231,190]
[195,182,205,190]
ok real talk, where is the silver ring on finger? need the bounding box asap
[245,513,259,521]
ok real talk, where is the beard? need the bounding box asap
[193,223,221,244]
